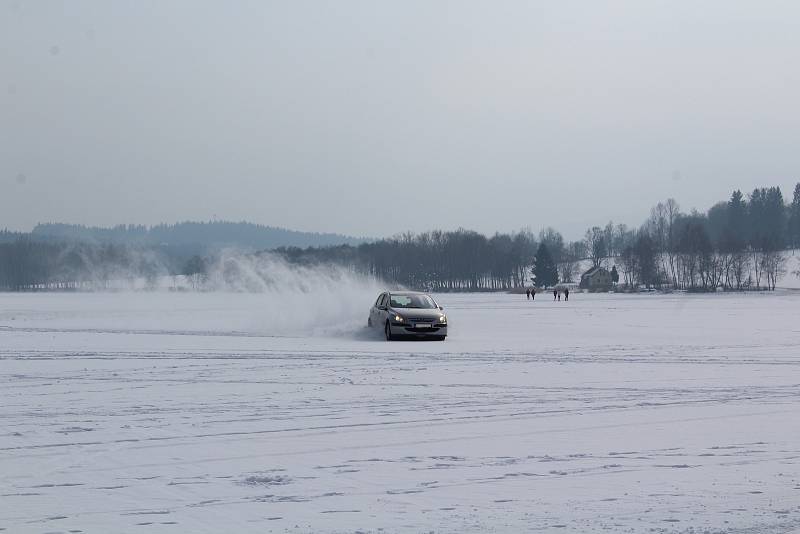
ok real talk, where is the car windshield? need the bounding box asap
[390,294,437,309]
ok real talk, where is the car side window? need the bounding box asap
[375,294,384,307]
[378,294,387,308]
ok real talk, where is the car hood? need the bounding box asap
[389,308,444,319]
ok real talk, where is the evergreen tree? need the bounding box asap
[789,182,800,249]
[533,243,559,288]
[633,233,658,287]
[725,189,748,251]
[748,187,785,250]
[765,186,786,249]
[183,255,207,277]
[538,227,565,264]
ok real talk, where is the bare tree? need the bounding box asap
[184,255,208,290]
[762,250,787,291]
[664,198,681,288]
[729,251,751,290]
[618,244,639,288]
[603,221,615,258]
[559,241,586,283]
[584,227,607,268]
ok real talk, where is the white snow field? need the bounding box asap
[2,290,800,533]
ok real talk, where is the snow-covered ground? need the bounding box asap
[2,290,800,533]
[779,253,800,289]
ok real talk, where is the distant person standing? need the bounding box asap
[553,289,558,301]
[526,288,531,300]
[557,290,561,301]
[530,288,535,300]
[564,288,570,301]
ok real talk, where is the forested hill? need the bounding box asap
[29,221,370,251]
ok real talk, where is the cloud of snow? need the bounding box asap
[202,250,384,336]
[34,246,384,337]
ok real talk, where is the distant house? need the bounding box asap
[580,266,612,291]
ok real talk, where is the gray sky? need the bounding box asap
[2,1,799,239]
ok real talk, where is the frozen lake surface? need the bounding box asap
[2,290,800,533]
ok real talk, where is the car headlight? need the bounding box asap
[394,315,404,322]
[438,315,447,323]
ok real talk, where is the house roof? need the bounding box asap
[582,266,606,277]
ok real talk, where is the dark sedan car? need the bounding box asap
[368,291,447,341]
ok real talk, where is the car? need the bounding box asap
[368,291,447,341]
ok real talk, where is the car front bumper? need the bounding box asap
[390,322,447,337]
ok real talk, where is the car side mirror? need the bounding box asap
[438,306,444,310]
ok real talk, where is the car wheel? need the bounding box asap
[385,321,393,341]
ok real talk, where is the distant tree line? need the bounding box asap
[2,183,799,292]
[0,240,175,291]
[275,227,586,291]
[278,229,541,291]
[597,185,800,291]
[0,229,29,244]
[0,221,368,290]
[31,221,369,251]
[277,183,800,292]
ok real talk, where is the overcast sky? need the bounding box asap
[2,1,799,239]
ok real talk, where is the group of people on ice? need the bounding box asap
[525,288,569,301]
